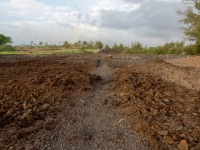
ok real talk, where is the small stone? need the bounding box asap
[152,109,158,116]
[163,123,170,126]
[179,103,184,108]
[192,113,198,116]
[122,97,129,104]
[189,136,193,142]
[158,130,168,136]
[155,114,167,122]
[134,123,143,132]
[150,126,155,130]
[23,101,28,109]
[179,134,186,138]
[177,113,182,117]
[164,99,170,102]
[163,136,174,144]
[46,117,53,124]
[178,140,188,150]
[120,92,125,97]
[42,103,50,110]
[141,81,151,89]
[175,124,183,132]
[194,142,200,150]
[149,137,159,150]
[9,122,16,127]
[154,91,163,98]
[93,143,99,149]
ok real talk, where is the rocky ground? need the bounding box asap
[36,60,148,149]
[106,56,200,150]
[0,54,101,149]
[0,54,200,150]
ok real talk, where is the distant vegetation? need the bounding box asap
[122,41,188,54]
[13,40,103,52]
[0,38,197,55]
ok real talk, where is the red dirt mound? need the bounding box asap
[0,56,100,148]
[106,59,200,150]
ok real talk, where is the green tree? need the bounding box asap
[39,41,43,47]
[131,41,142,52]
[63,41,70,49]
[104,44,111,49]
[119,43,124,50]
[0,34,14,52]
[163,42,175,53]
[112,43,118,49]
[0,34,12,45]
[83,41,87,46]
[30,41,33,46]
[95,40,104,49]
[177,1,200,53]
[88,41,94,49]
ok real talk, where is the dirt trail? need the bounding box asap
[37,59,148,150]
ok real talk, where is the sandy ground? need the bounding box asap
[167,56,200,68]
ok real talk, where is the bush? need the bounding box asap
[122,48,133,54]
[183,45,197,55]
[0,45,15,52]
[149,47,163,54]
[141,48,149,53]
[167,47,180,54]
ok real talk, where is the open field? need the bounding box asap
[0,54,200,150]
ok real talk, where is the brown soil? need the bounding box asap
[106,56,200,150]
[0,55,101,149]
[37,60,148,149]
[167,56,200,68]
[1,54,200,150]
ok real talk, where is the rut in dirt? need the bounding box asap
[37,59,148,150]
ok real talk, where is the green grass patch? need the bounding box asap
[0,51,27,55]
[0,49,95,55]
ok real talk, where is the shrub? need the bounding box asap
[122,48,133,54]
[167,47,180,54]
[0,45,15,52]
[149,47,163,54]
[183,45,197,55]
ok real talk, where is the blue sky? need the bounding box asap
[0,0,188,47]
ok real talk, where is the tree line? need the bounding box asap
[0,35,196,55]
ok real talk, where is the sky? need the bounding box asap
[0,0,189,47]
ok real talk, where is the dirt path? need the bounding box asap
[37,59,148,150]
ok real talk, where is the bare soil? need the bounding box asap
[107,56,200,150]
[37,60,148,149]
[167,55,200,68]
[0,54,200,150]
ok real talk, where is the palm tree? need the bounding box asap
[63,41,70,49]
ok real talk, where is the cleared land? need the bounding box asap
[0,54,199,150]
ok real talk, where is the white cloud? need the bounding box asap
[0,0,186,46]
[120,4,140,11]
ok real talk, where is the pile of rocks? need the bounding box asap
[0,56,100,148]
[107,63,200,149]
